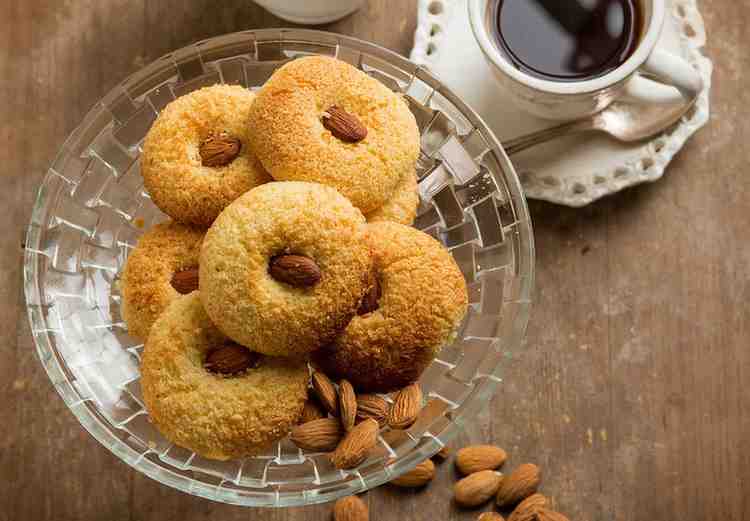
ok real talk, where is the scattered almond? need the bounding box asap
[456,445,508,475]
[356,394,389,427]
[496,463,541,508]
[290,418,343,452]
[299,398,326,424]
[322,105,367,143]
[387,383,422,429]
[330,418,379,469]
[203,343,259,375]
[170,267,199,294]
[454,470,504,507]
[311,371,339,416]
[478,513,505,521]
[432,446,451,463]
[339,380,357,431]
[508,493,548,521]
[389,459,435,488]
[199,131,241,167]
[333,495,369,521]
[269,254,321,287]
[533,509,569,521]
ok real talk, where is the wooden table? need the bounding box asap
[1,1,747,520]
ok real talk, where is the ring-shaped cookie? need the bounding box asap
[140,293,309,460]
[121,221,204,340]
[199,181,372,358]
[313,222,468,392]
[142,85,271,226]
[247,56,420,214]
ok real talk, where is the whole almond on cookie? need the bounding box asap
[269,254,321,287]
[203,344,259,375]
[311,371,339,416]
[322,105,367,143]
[356,394,389,427]
[339,380,357,431]
[299,398,326,424]
[508,493,548,521]
[478,513,505,521]
[330,418,379,469]
[387,384,422,429]
[199,131,241,167]
[170,267,199,294]
[357,275,380,315]
[290,418,343,452]
[333,495,369,521]
[456,445,508,475]
[496,463,541,508]
[389,459,435,488]
[533,509,570,521]
[454,470,504,507]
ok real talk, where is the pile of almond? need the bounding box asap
[291,372,422,470]
[293,370,569,520]
[332,443,571,521]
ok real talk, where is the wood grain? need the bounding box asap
[0,1,748,520]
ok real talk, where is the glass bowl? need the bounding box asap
[23,29,534,507]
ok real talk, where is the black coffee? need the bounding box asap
[494,0,641,81]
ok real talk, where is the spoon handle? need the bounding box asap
[502,119,596,156]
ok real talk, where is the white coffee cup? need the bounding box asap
[253,0,366,25]
[468,0,703,120]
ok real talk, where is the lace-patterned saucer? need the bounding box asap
[411,0,713,207]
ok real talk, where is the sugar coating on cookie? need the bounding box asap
[247,56,420,214]
[142,85,271,226]
[140,293,309,460]
[121,221,204,340]
[365,171,419,225]
[199,181,372,358]
[313,222,468,393]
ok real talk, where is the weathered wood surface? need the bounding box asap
[0,1,747,520]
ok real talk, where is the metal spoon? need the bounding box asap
[502,94,698,156]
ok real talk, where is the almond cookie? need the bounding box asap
[141,85,271,226]
[247,56,420,214]
[140,293,308,460]
[199,181,372,358]
[313,222,468,392]
[365,171,419,225]
[120,221,204,341]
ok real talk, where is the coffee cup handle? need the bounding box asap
[638,47,703,97]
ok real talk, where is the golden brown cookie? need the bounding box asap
[140,293,309,460]
[120,221,204,341]
[199,181,372,358]
[365,171,419,225]
[247,56,420,214]
[313,222,468,393]
[141,85,271,226]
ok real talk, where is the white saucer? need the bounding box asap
[411,0,713,207]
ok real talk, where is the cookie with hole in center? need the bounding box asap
[312,222,468,393]
[120,221,205,341]
[247,55,420,214]
[199,181,372,358]
[140,293,309,460]
[141,84,271,227]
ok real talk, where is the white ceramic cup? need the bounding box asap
[468,0,703,120]
[253,0,366,25]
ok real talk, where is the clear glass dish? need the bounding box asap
[23,29,534,507]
